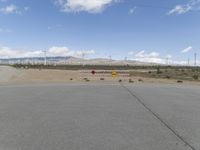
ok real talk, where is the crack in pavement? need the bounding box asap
[120,83,196,150]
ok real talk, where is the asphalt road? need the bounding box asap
[0,83,199,150]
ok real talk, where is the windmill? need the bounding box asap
[194,52,197,66]
[44,50,47,65]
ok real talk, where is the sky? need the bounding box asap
[0,0,200,65]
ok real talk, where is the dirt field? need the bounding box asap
[0,66,200,85]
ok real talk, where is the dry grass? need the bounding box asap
[1,65,200,85]
[130,68,200,82]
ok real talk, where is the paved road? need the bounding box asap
[0,83,199,150]
[125,84,200,150]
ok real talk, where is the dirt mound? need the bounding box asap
[0,66,21,82]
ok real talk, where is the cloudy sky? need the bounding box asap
[0,0,200,64]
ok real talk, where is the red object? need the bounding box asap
[91,70,96,75]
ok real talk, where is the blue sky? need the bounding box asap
[0,0,200,64]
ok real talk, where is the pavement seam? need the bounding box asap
[120,83,196,150]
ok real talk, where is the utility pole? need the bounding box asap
[166,57,169,65]
[188,58,190,66]
[82,53,85,59]
[109,55,112,61]
[109,55,112,66]
[194,52,197,66]
[65,56,68,65]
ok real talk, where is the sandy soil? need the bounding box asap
[0,66,200,86]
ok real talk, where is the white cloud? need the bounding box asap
[0,47,15,58]
[48,46,70,56]
[55,0,119,13]
[181,46,193,53]
[0,47,43,58]
[134,50,145,57]
[168,0,200,15]
[135,51,160,58]
[24,6,30,11]
[135,51,164,64]
[0,46,96,58]
[47,24,62,30]
[128,51,175,64]
[135,57,165,64]
[128,50,199,65]
[0,4,29,15]
[47,47,95,57]
[166,54,172,59]
[0,4,20,14]
[129,7,136,15]
[0,0,7,2]
[73,50,95,57]
[0,27,11,33]
[168,5,192,15]
[128,51,134,56]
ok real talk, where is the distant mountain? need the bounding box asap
[0,56,157,66]
[0,56,70,65]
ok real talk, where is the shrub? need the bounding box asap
[129,79,134,83]
[83,78,90,82]
[193,75,199,80]
[138,79,143,82]
[177,80,183,83]
[157,67,162,74]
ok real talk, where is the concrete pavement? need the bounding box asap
[125,84,200,150]
[0,83,199,150]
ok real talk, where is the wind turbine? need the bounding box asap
[44,50,47,65]
[194,52,197,66]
